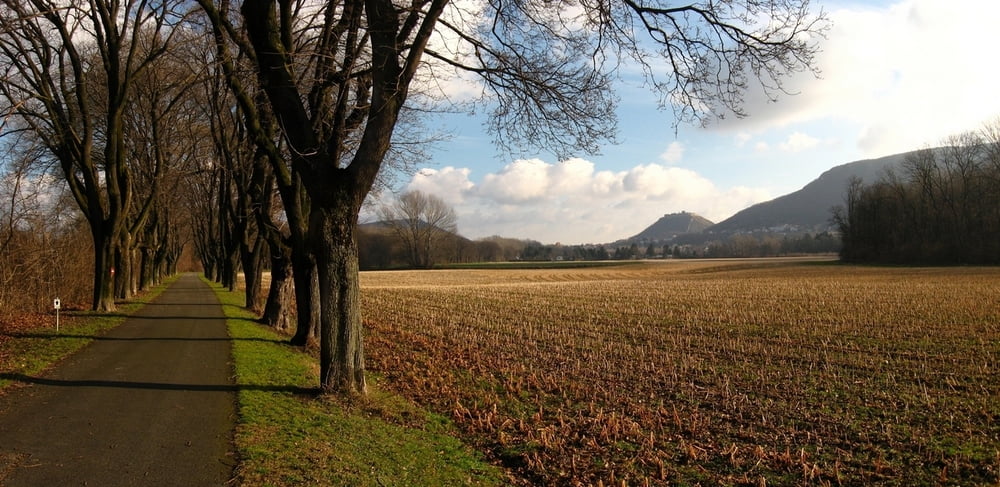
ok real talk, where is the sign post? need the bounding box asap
[54,298,61,331]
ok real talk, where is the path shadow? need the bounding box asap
[2,332,285,344]
[103,315,226,321]
[0,373,319,396]
[124,315,231,322]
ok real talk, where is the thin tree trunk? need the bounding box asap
[241,234,266,312]
[130,245,141,295]
[139,247,152,290]
[289,248,320,346]
[155,245,169,283]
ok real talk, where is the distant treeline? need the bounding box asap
[358,229,521,269]
[701,232,840,258]
[358,226,839,270]
[834,125,1000,265]
[358,229,618,269]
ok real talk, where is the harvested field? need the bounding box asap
[361,259,1000,486]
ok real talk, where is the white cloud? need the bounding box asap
[735,132,752,147]
[548,157,595,194]
[659,141,684,164]
[778,132,820,152]
[477,158,552,203]
[712,0,1000,156]
[397,158,771,244]
[623,164,715,200]
[406,167,475,204]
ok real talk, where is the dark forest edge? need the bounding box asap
[834,121,1000,265]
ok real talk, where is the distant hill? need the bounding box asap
[706,151,915,235]
[627,211,714,243]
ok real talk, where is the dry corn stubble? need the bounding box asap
[362,260,1000,486]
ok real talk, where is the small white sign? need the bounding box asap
[54,298,61,331]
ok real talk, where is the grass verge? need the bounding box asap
[208,279,504,486]
[0,275,179,391]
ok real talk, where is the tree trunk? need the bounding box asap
[241,234,266,312]
[166,256,177,276]
[129,244,140,296]
[289,248,320,346]
[91,227,116,312]
[139,247,153,291]
[155,248,168,282]
[261,250,293,332]
[113,237,133,300]
[222,245,239,291]
[311,205,366,394]
[204,259,216,281]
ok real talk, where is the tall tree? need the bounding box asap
[0,0,185,310]
[198,0,825,393]
[195,1,322,344]
[379,190,458,268]
[117,27,208,297]
[202,56,272,306]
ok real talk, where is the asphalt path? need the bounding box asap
[0,273,235,486]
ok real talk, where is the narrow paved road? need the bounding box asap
[0,274,235,486]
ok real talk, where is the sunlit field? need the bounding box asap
[360,259,1000,486]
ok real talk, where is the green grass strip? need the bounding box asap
[0,275,179,391]
[209,279,503,487]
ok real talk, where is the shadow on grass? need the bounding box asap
[0,372,318,396]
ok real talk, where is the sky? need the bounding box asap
[366,0,1000,245]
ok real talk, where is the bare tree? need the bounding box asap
[0,0,188,311]
[196,0,826,393]
[837,122,1000,264]
[115,27,210,298]
[379,190,458,268]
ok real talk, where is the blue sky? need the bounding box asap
[370,0,1000,244]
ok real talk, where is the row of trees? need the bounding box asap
[835,122,1000,264]
[1,0,825,393]
[702,232,840,258]
[514,232,840,262]
[358,230,616,268]
[1,0,198,309]
[358,229,513,269]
